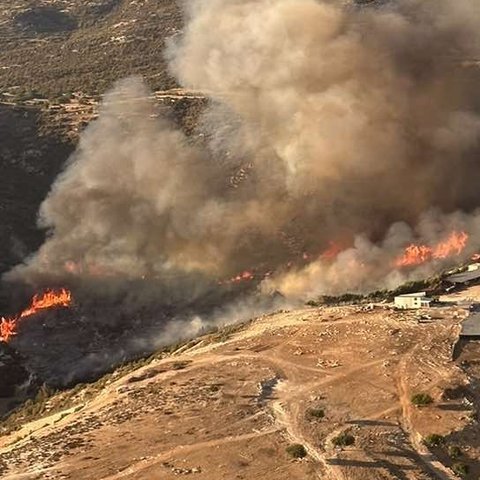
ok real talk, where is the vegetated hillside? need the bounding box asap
[0,0,182,98]
[1,301,479,479]
[0,0,210,281]
[0,93,207,281]
[0,103,73,280]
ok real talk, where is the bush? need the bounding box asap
[411,393,433,406]
[423,434,444,447]
[56,96,71,104]
[307,408,325,420]
[319,294,364,305]
[452,462,469,477]
[286,444,307,459]
[171,361,190,370]
[448,445,462,459]
[332,432,355,447]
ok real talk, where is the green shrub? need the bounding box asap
[423,434,444,447]
[56,96,70,104]
[448,445,462,459]
[411,393,433,406]
[452,462,469,477]
[306,408,325,420]
[286,444,307,459]
[332,432,355,447]
[320,293,364,305]
[171,361,190,370]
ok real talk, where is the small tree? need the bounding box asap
[332,432,355,447]
[452,462,469,477]
[448,445,462,459]
[286,444,307,459]
[423,434,444,447]
[411,393,433,406]
[306,408,325,420]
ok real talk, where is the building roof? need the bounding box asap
[446,269,480,284]
[460,314,480,337]
[395,292,427,298]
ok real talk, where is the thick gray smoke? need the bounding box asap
[7,0,480,299]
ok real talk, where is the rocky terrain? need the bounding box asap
[2,292,480,479]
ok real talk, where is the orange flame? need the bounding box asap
[0,318,17,343]
[302,241,345,263]
[395,231,468,268]
[395,244,432,267]
[0,289,72,343]
[432,231,468,259]
[320,241,344,260]
[220,270,255,285]
[65,260,82,275]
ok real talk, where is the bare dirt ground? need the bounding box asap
[440,285,480,304]
[0,303,477,479]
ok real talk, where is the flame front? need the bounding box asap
[395,231,469,268]
[220,270,256,285]
[0,318,17,343]
[0,289,72,343]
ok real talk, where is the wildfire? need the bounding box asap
[320,241,344,260]
[220,270,256,285]
[395,231,468,268]
[302,241,345,263]
[0,289,73,343]
[0,318,17,343]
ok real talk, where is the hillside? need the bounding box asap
[0,0,206,281]
[3,1,480,478]
[2,300,480,480]
[0,0,181,97]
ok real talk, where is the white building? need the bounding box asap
[394,292,431,310]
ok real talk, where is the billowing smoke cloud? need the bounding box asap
[7,0,480,300]
[265,209,480,298]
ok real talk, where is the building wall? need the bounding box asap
[394,296,422,309]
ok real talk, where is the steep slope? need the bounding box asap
[1,304,478,480]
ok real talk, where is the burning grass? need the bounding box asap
[394,231,469,268]
[0,289,72,343]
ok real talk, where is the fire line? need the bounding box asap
[394,231,469,268]
[0,289,73,343]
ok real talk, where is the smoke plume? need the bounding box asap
[7,0,480,299]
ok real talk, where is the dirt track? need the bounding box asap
[0,304,475,480]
